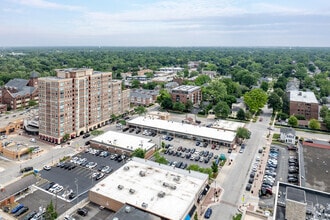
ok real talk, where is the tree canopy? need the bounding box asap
[243,88,268,113]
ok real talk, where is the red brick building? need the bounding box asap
[1,72,39,110]
[171,85,202,105]
[289,91,319,120]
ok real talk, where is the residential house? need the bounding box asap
[280,127,296,144]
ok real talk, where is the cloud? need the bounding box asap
[12,0,84,11]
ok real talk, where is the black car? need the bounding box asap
[227,148,232,153]
[85,141,90,145]
[20,167,33,173]
[245,184,252,191]
[135,129,141,134]
[45,182,56,190]
[77,208,88,216]
[83,133,90,138]
[122,127,129,132]
[68,192,76,200]
[248,178,254,184]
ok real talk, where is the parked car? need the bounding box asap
[11,204,24,214]
[45,182,56,191]
[23,210,37,220]
[43,165,51,171]
[15,206,29,217]
[83,133,90,138]
[20,167,33,173]
[245,183,252,191]
[204,208,212,219]
[77,208,88,216]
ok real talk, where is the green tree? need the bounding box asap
[211,161,218,173]
[131,79,140,88]
[173,102,186,112]
[324,113,330,130]
[236,108,246,120]
[194,74,211,86]
[62,133,70,142]
[308,119,320,130]
[202,79,227,104]
[154,152,168,165]
[45,200,58,220]
[135,106,147,115]
[260,81,269,92]
[156,89,171,104]
[288,115,298,127]
[243,88,268,113]
[242,74,257,88]
[320,106,329,119]
[28,100,37,107]
[132,148,146,158]
[161,97,173,109]
[236,127,251,139]
[214,101,230,118]
[268,93,283,113]
[185,100,193,112]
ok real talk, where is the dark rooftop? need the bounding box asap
[0,175,38,202]
[112,204,162,220]
[286,187,306,203]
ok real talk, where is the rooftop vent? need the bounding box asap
[125,206,131,213]
[173,175,180,182]
[162,182,176,190]
[139,171,146,177]
[129,188,135,194]
[141,202,148,208]
[117,185,124,190]
[158,191,165,198]
[124,166,129,171]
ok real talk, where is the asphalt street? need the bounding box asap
[209,106,273,219]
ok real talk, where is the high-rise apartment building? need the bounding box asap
[38,68,130,144]
[289,91,318,120]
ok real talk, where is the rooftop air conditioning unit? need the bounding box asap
[124,166,129,170]
[117,185,124,190]
[158,191,165,198]
[129,188,135,194]
[141,202,148,208]
[173,176,180,182]
[170,185,177,190]
[139,171,146,177]
[163,182,169,187]
[125,206,131,213]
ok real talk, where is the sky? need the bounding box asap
[1,0,330,47]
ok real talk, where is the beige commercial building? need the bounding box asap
[38,68,130,144]
[89,158,208,220]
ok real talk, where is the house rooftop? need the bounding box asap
[172,85,201,93]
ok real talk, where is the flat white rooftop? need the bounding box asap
[90,158,208,220]
[91,131,155,152]
[290,91,318,103]
[212,119,245,131]
[128,116,236,143]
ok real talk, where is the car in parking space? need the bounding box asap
[23,210,37,220]
[68,192,76,200]
[195,141,200,146]
[95,173,105,180]
[248,178,254,184]
[83,133,90,138]
[203,142,208,148]
[11,204,24,214]
[101,166,113,174]
[43,165,51,171]
[227,148,232,153]
[77,208,88,216]
[86,162,97,169]
[239,145,245,153]
[204,207,212,219]
[180,163,188,169]
[14,206,29,217]
[194,156,200,161]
